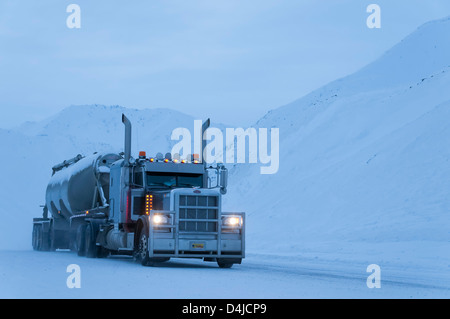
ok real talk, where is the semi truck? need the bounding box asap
[32,114,245,268]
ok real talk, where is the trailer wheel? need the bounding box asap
[76,224,87,257]
[32,223,51,251]
[32,224,41,251]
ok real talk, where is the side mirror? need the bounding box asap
[219,166,228,195]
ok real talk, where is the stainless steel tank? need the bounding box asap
[46,153,121,219]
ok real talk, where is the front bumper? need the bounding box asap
[148,211,245,259]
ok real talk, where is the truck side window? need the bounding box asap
[133,172,143,187]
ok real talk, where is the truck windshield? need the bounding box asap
[146,172,203,188]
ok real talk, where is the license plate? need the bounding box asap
[191,243,205,249]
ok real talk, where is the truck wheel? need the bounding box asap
[85,223,98,258]
[32,224,41,251]
[217,261,233,268]
[97,247,110,258]
[217,258,241,268]
[33,223,51,251]
[76,224,87,257]
[137,231,151,266]
[48,222,60,251]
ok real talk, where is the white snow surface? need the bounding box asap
[0,250,447,299]
[1,17,450,298]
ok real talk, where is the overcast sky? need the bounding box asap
[1,0,450,128]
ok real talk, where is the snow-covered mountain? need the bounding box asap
[16,104,214,158]
[225,16,450,259]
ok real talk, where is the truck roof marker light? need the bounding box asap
[181,159,186,164]
[149,158,154,162]
[192,153,200,164]
[173,159,179,163]
[156,152,164,161]
[164,158,169,163]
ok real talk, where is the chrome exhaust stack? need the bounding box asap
[122,113,132,165]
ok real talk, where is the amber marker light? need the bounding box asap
[145,194,153,215]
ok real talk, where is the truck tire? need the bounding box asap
[217,261,233,268]
[49,222,64,251]
[217,258,241,268]
[33,223,51,251]
[137,231,151,266]
[76,224,87,257]
[32,224,41,251]
[85,223,98,258]
[97,246,110,258]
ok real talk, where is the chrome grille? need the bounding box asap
[178,195,218,233]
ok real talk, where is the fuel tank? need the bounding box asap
[46,153,121,219]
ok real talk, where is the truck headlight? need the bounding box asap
[152,214,170,225]
[222,216,242,227]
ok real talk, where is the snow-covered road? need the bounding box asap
[0,250,448,299]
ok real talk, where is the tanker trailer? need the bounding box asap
[32,152,121,252]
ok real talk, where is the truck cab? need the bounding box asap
[107,152,245,267]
